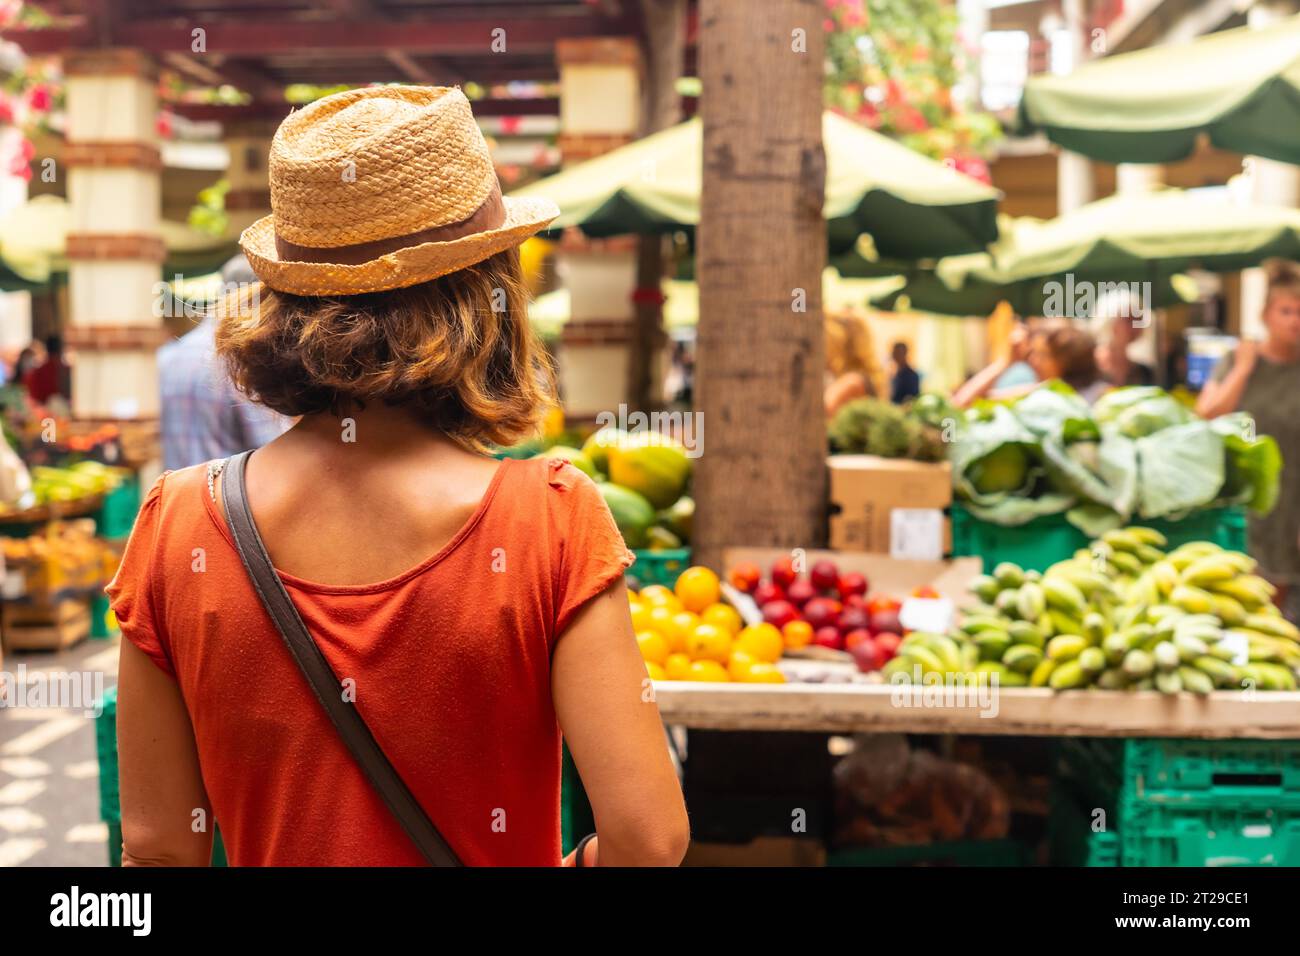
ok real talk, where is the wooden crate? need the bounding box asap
[2,597,92,652]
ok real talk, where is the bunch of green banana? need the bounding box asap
[954,528,1300,695]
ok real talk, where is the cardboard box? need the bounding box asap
[827,455,952,556]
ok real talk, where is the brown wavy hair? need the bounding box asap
[215,249,553,451]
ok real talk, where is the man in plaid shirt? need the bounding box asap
[159,256,287,471]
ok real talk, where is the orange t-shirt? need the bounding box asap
[107,456,633,866]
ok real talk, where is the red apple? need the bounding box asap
[844,628,872,651]
[870,606,903,636]
[761,600,800,631]
[803,597,842,632]
[843,593,870,612]
[810,559,841,592]
[850,637,882,673]
[771,557,798,590]
[813,626,844,651]
[838,571,869,599]
[873,632,902,660]
[728,561,761,593]
[785,579,817,609]
[838,606,871,635]
[752,582,785,608]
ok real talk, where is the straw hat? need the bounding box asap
[240,86,559,296]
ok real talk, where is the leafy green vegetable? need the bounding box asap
[1211,413,1282,513]
[1093,386,1192,438]
[1134,422,1224,518]
[828,397,946,461]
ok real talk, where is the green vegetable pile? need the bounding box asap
[828,393,956,462]
[950,384,1281,534]
[888,527,1300,694]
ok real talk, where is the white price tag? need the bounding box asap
[900,597,954,634]
[890,508,944,561]
[1219,630,1250,667]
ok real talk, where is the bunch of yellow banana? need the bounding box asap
[951,529,1300,694]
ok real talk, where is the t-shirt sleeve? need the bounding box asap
[547,459,636,639]
[105,474,175,678]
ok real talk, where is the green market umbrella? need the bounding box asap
[512,112,1000,259]
[1018,14,1300,165]
[836,188,1300,316]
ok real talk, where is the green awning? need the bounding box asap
[512,112,1000,259]
[835,188,1300,315]
[1019,15,1300,165]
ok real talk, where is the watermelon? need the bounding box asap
[598,483,656,549]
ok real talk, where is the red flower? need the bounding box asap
[0,93,13,126]
[498,115,522,136]
[26,84,51,113]
[155,111,174,139]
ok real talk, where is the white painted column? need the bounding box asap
[553,37,645,420]
[1116,163,1163,194]
[61,49,165,420]
[1053,0,1094,214]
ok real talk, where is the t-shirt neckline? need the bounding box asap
[201,455,515,595]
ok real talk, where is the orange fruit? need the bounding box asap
[674,566,721,614]
[782,620,813,650]
[685,659,730,682]
[740,662,786,683]
[645,661,667,681]
[646,605,676,636]
[664,652,693,681]
[685,623,733,663]
[629,602,655,633]
[728,649,758,681]
[664,611,701,653]
[736,623,784,663]
[640,585,682,612]
[636,630,670,665]
[701,602,742,636]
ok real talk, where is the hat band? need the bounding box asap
[272,181,506,266]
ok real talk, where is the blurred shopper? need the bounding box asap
[158,255,289,470]
[825,310,886,416]
[954,322,1106,407]
[23,334,70,404]
[1097,314,1156,387]
[109,87,687,868]
[12,343,41,386]
[1197,259,1300,619]
[889,341,921,404]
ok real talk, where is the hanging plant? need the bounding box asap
[823,0,1001,179]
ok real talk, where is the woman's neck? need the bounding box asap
[283,407,461,461]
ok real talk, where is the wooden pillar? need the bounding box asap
[62,49,166,419]
[694,0,828,570]
[554,37,645,420]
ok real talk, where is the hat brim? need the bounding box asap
[240,195,560,296]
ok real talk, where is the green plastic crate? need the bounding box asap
[1120,804,1300,867]
[628,548,690,589]
[1060,738,1300,812]
[951,504,1247,573]
[1047,784,1120,866]
[827,837,1029,867]
[93,477,141,541]
[90,592,117,639]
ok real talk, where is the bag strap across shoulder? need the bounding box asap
[219,450,462,866]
